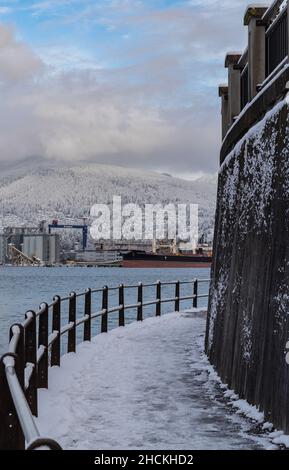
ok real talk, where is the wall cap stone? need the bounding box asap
[219,84,229,97]
[225,52,242,68]
[244,4,270,25]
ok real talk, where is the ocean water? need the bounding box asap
[0,266,210,354]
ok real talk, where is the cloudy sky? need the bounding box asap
[0,0,249,177]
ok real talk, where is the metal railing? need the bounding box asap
[240,64,249,110]
[221,0,289,144]
[266,5,288,77]
[263,0,287,24]
[0,278,210,450]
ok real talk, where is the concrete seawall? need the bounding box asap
[206,97,289,432]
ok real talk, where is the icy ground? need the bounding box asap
[36,311,272,450]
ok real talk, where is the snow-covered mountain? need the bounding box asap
[0,162,217,244]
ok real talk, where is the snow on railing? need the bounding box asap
[221,0,289,153]
[263,0,287,24]
[0,277,210,450]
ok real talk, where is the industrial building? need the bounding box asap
[22,234,60,264]
[0,234,7,265]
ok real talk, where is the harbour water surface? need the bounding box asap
[0,266,210,354]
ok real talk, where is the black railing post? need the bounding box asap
[266,10,288,78]
[175,281,180,312]
[119,284,125,327]
[101,286,108,333]
[51,296,61,367]
[137,283,143,321]
[38,304,49,389]
[84,289,92,342]
[68,292,76,353]
[1,323,25,449]
[193,279,198,308]
[24,311,38,417]
[156,281,161,317]
[0,349,25,450]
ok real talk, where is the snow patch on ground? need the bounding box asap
[36,311,274,450]
[205,363,289,449]
[269,431,289,448]
[231,400,264,424]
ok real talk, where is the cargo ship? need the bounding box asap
[122,250,212,268]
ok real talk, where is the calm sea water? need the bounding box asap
[0,266,210,354]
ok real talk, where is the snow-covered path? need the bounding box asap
[36,311,269,450]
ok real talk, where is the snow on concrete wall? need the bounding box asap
[206,96,289,433]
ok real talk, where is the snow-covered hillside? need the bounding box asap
[0,162,217,243]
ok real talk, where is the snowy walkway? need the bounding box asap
[36,311,270,450]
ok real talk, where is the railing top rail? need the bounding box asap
[8,325,21,354]
[21,310,34,329]
[237,47,248,69]
[266,3,287,36]
[179,279,195,285]
[40,278,212,310]
[90,287,104,294]
[107,286,119,292]
[1,354,61,450]
[241,62,249,75]
[3,354,40,443]
[36,302,48,318]
[123,284,141,289]
[58,295,71,302]
[91,309,106,320]
[47,297,59,308]
[262,0,287,23]
[74,292,85,299]
[139,282,158,288]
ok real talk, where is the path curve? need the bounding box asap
[36,312,269,450]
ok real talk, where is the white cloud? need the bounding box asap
[0,1,251,174]
[0,24,44,81]
[0,7,12,14]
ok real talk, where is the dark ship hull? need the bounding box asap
[122,251,212,268]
